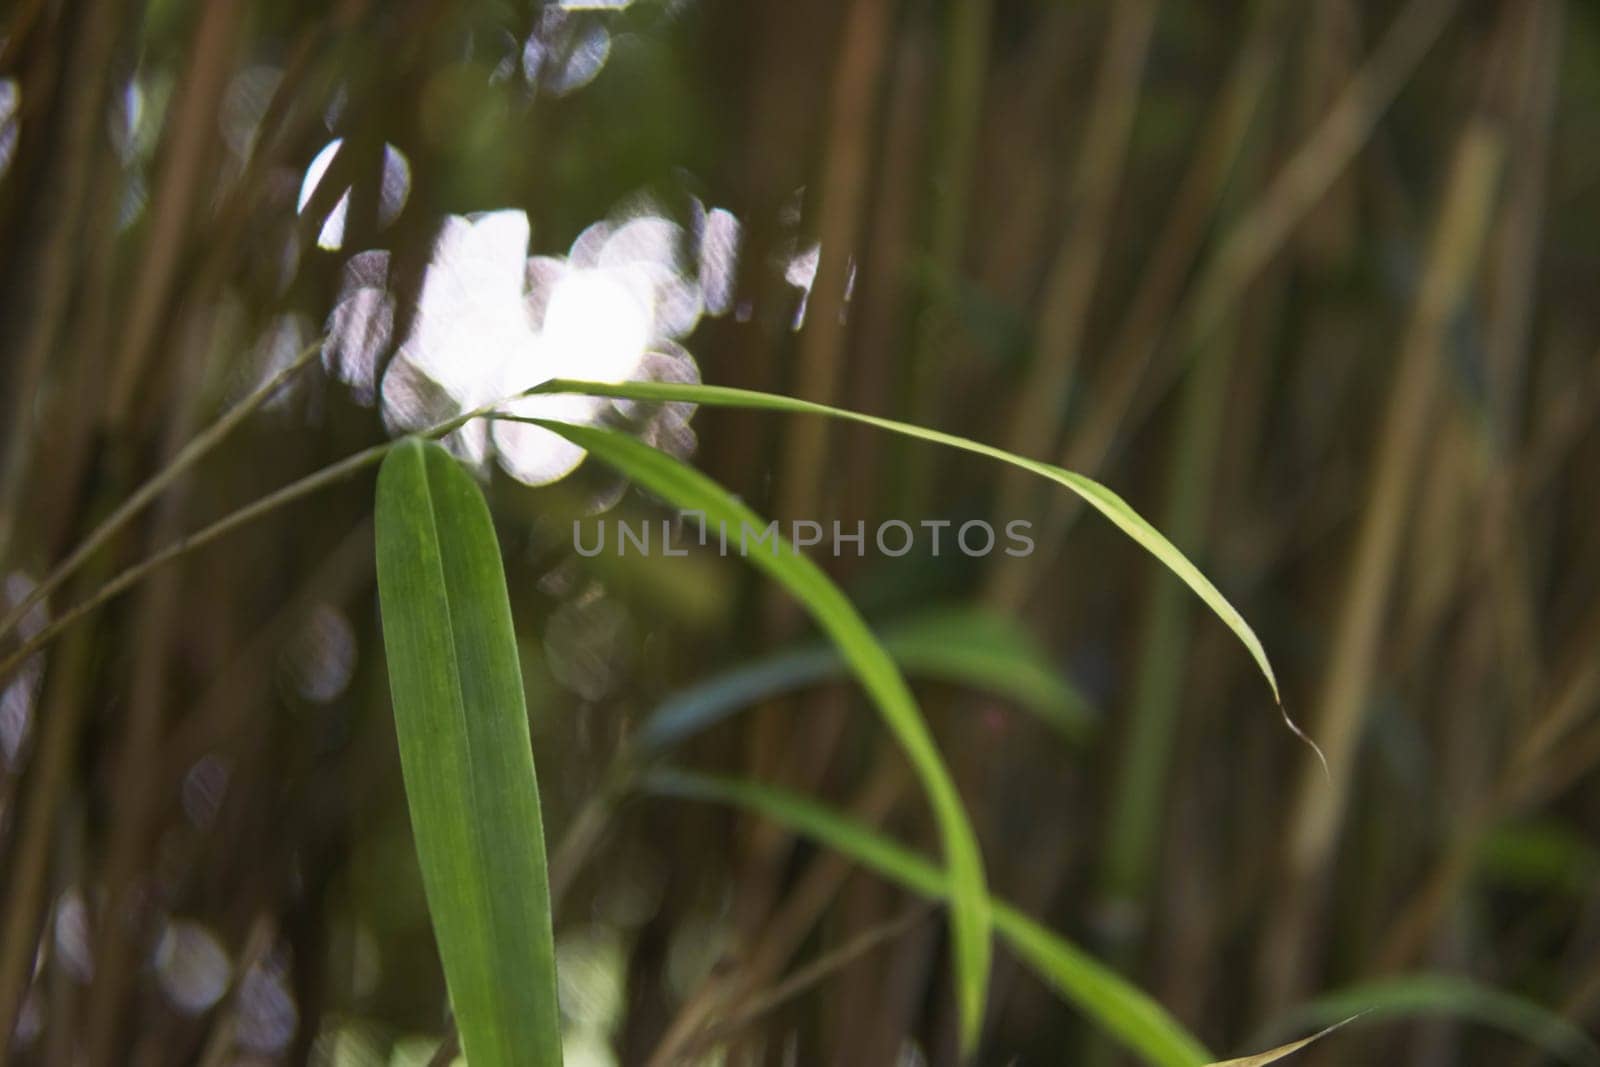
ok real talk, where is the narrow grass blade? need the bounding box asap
[524,379,1281,705]
[529,421,993,1053]
[641,769,1213,1067]
[636,606,1095,754]
[374,438,562,1067]
[1204,1017,1355,1065]
[1258,975,1600,1067]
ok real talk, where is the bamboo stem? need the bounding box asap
[1261,113,1507,1009]
[1016,0,1462,602]
[898,0,994,509]
[985,0,1158,596]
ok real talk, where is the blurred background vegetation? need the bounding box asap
[2,0,1599,1063]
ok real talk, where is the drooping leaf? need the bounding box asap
[642,769,1213,1067]
[526,421,993,1054]
[524,378,1282,704]
[374,438,562,1066]
[635,605,1095,754]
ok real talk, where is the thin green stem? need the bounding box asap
[0,339,323,642]
[0,389,520,683]
[0,442,388,681]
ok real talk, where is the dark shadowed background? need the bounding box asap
[1,0,1598,1063]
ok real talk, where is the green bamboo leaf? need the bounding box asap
[878,608,1097,739]
[635,606,1095,754]
[1258,975,1600,1067]
[527,421,993,1054]
[1476,820,1600,897]
[525,378,1283,707]
[641,769,1213,1067]
[374,438,562,1067]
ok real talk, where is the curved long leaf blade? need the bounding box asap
[1258,975,1600,1067]
[530,421,993,1053]
[636,606,1095,754]
[641,769,1213,1067]
[526,378,1281,704]
[375,438,562,1066]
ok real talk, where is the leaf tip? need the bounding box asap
[1277,701,1329,781]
